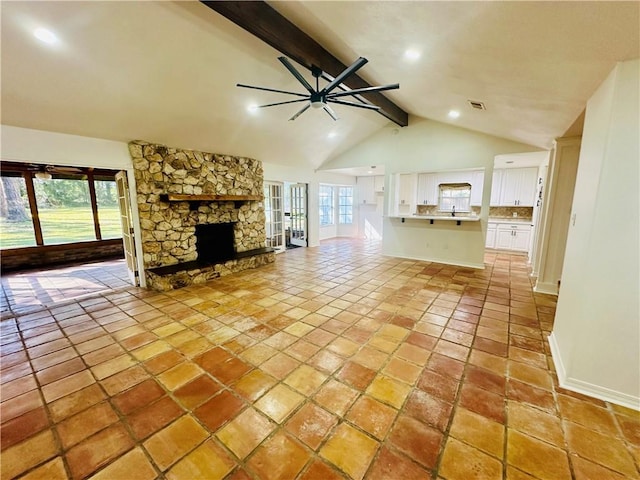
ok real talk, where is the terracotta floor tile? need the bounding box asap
[346,395,396,440]
[49,383,106,423]
[314,379,359,416]
[18,457,68,480]
[1,374,38,402]
[205,356,253,385]
[440,437,503,480]
[143,349,184,375]
[174,374,222,409]
[564,421,637,478]
[382,357,422,385]
[507,429,571,480]
[366,374,411,409]
[255,384,304,423]
[460,383,505,424]
[0,389,42,424]
[0,430,58,480]
[298,459,346,480]
[66,424,134,480]
[166,439,236,480]
[261,352,300,380]
[366,445,431,480]
[112,378,165,415]
[157,362,203,391]
[395,343,430,366]
[193,390,245,431]
[617,413,640,446]
[305,328,336,347]
[427,352,465,380]
[327,337,360,357]
[91,354,137,381]
[239,343,278,365]
[474,337,508,357]
[0,407,49,451]
[404,388,452,432]
[508,400,564,447]
[469,350,508,376]
[557,394,619,435]
[128,396,184,440]
[247,431,310,480]
[57,401,119,449]
[507,378,556,412]
[231,369,277,402]
[285,402,338,450]
[417,369,459,402]
[508,361,553,391]
[350,346,388,370]
[35,357,86,386]
[42,370,95,403]
[388,415,443,469]
[82,343,124,367]
[89,447,157,480]
[216,407,275,459]
[570,454,633,480]
[284,364,328,396]
[143,414,209,472]
[449,407,505,458]
[466,364,506,395]
[336,361,377,391]
[308,350,344,373]
[320,423,379,480]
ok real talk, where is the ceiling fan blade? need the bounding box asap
[258,99,310,109]
[258,99,309,108]
[323,105,339,121]
[327,98,380,111]
[322,57,368,94]
[327,83,400,99]
[278,57,315,94]
[237,83,308,98]
[289,103,311,121]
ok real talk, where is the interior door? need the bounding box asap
[290,183,308,247]
[264,181,285,252]
[115,171,140,286]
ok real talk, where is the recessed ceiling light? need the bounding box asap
[247,104,259,114]
[448,110,460,119]
[367,170,373,174]
[34,28,58,45]
[327,132,337,139]
[403,49,421,61]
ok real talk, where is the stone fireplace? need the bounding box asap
[129,140,275,291]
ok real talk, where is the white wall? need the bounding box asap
[549,60,640,409]
[322,116,540,267]
[1,125,131,169]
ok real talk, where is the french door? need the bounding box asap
[115,171,140,286]
[290,183,308,247]
[263,181,285,252]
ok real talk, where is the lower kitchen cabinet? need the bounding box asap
[488,222,531,252]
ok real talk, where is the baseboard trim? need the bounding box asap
[382,251,485,270]
[549,332,640,411]
[534,281,558,296]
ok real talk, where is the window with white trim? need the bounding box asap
[338,187,353,224]
[438,183,471,213]
[319,185,334,226]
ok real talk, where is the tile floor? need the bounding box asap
[1,238,638,480]
[1,259,131,319]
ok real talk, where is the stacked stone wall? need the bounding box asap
[128,140,272,289]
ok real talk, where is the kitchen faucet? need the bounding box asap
[451,205,455,217]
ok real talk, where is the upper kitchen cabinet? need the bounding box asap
[416,173,438,205]
[357,176,376,205]
[373,175,385,193]
[491,167,538,206]
[396,173,416,215]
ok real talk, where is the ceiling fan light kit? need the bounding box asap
[238,56,399,121]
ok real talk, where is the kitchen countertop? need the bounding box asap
[388,215,480,222]
[488,218,533,225]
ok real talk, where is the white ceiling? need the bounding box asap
[1,1,638,172]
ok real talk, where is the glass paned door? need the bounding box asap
[115,171,139,286]
[264,181,285,252]
[290,183,308,247]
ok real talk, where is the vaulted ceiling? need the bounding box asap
[1,1,638,170]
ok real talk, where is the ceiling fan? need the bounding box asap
[238,56,399,121]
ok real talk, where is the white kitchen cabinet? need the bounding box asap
[396,173,416,215]
[486,223,497,248]
[498,168,538,206]
[416,173,438,205]
[490,170,503,206]
[373,175,385,192]
[494,223,532,252]
[471,170,485,206]
[357,176,376,205]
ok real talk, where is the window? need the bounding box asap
[95,180,120,239]
[338,187,353,224]
[439,183,471,213]
[0,176,35,248]
[319,185,334,226]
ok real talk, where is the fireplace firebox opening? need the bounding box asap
[195,222,235,264]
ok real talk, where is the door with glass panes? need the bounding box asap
[263,181,285,252]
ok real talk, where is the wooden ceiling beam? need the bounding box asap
[200,1,408,127]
